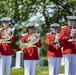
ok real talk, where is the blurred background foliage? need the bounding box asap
[0,0,76,56]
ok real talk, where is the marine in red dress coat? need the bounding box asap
[60,25,76,54]
[0,17,15,75]
[60,16,76,75]
[46,23,62,75]
[20,33,42,60]
[46,32,62,57]
[46,23,62,57]
[18,23,42,60]
[0,28,15,55]
[18,23,42,75]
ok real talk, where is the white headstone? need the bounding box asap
[61,57,65,65]
[37,48,44,67]
[12,51,24,68]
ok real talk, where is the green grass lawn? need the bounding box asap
[10,66,64,75]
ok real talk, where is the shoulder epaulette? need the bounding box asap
[22,33,28,36]
[0,28,3,30]
[46,33,51,35]
[61,26,67,28]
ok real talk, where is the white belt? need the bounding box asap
[27,45,37,48]
[21,44,37,51]
[0,39,11,44]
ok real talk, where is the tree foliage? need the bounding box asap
[0,0,76,56]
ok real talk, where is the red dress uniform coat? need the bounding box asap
[0,28,15,55]
[46,33,62,57]
[20,33,42,60]
[60,26,76,54]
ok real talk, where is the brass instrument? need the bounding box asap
[0,28,15,43]
[52,33,60,47]
[68,26,76,41]
[20,33,40,50]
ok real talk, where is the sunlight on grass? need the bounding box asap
[11,66,64,75]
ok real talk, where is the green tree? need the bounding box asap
[0,0,76,56]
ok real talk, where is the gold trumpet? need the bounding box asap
[52,33,60,47]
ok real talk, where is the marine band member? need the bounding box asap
[60,16,76,75]
[46,23,62,75]
[18,23,42,75]
[0,17,15,75]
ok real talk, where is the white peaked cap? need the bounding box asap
[50,23,60,27]
[26,23,35,28]
[66,16,76,20]
[1,17,11,22]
